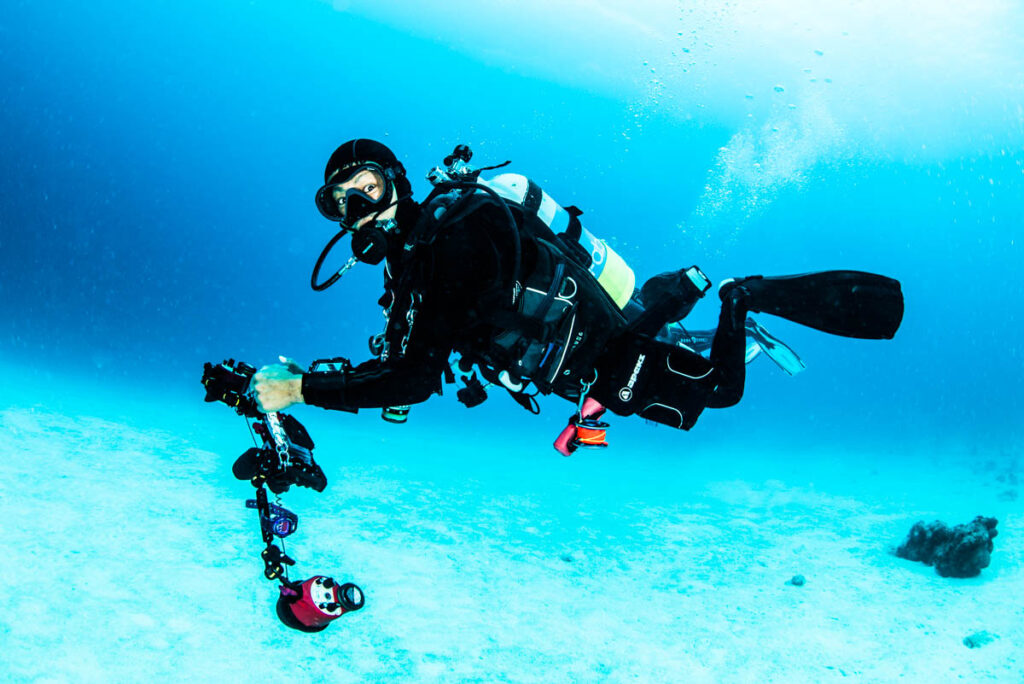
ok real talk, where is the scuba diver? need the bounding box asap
[252,139,904,452]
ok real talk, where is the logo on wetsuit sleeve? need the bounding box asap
[618,353,646,402]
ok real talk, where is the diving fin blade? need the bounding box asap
[745,341,762,365]
[745,318,806,376]
[732,270,904,340]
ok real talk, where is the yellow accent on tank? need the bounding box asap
[595,242,636,309]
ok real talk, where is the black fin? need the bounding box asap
[730,271,904,340]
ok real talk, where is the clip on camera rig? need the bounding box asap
[201,359,364,632]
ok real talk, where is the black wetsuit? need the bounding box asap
[301,201,517,410]
[300,199,750,430]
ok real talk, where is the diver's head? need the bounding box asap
[315,139,413,227]
[313,139,417,267]
[319,165,392,228]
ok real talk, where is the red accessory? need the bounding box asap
[553,397,609,457]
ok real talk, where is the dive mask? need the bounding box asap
[314,162,395,227]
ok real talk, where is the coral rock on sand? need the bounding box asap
[896,516,998,578]
[963,631,997,649]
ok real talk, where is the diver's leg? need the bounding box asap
[630,266,711,336]
[591,333,714,429]
[706,286,750,408]
[719,271,904,339]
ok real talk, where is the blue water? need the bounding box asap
[1,1,1022,681]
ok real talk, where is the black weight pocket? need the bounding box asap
[491,267,577,381]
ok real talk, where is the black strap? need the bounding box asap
[477,160,512,173]
[531,261,565,329]
[524,179,544,213]
[508,389,541,414]
[563,205,584,241]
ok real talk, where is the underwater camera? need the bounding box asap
[201,359,364,631]
[202,359,326,494]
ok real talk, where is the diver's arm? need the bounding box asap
[301,352,448,411]
[252,353,446,413]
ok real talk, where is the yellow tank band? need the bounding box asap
[595,243,635,309]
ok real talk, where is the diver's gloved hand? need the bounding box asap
[253,356,305,412]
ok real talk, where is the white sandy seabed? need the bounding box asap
[0,384,1021,682]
